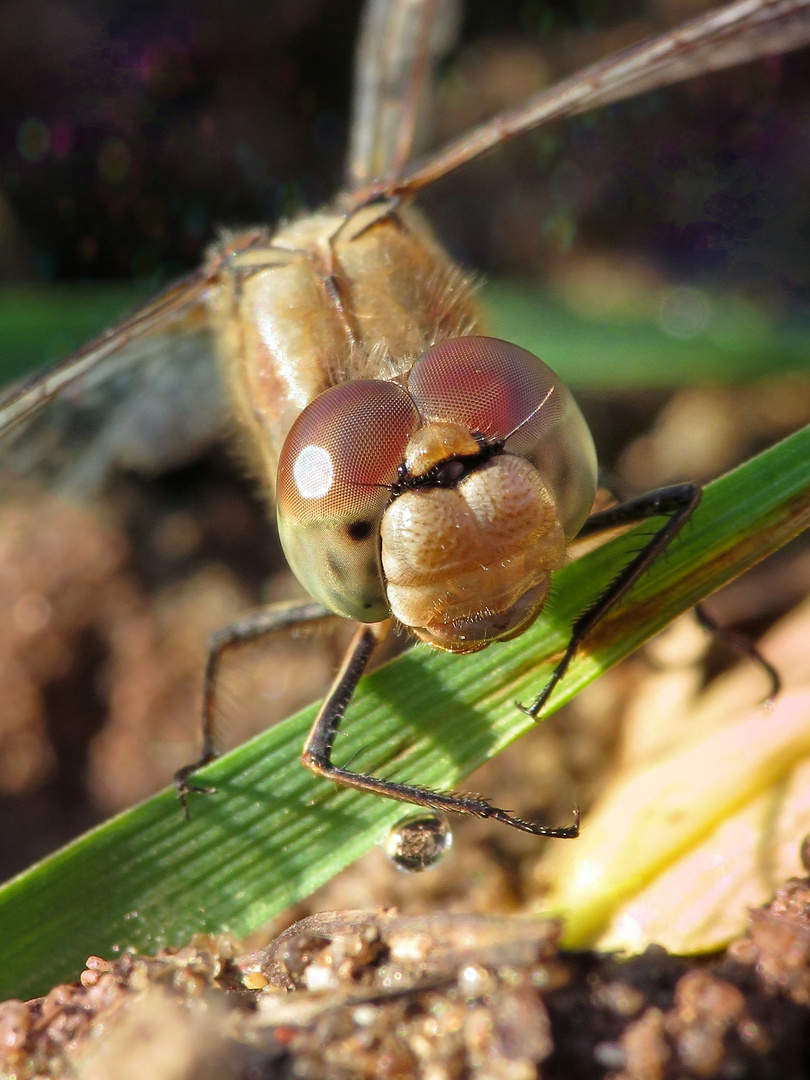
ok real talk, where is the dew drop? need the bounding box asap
[382,811,452,872]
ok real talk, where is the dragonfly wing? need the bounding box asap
[371,0,810,198]
[346,0,461,188]
[0,269,225,500]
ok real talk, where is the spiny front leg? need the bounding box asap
[302,621,579,838]
[174,600,335,817]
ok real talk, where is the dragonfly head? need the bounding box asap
[276,337,597,649]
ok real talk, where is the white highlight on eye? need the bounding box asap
[294,444,334,499]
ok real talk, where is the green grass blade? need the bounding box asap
[1,423,809,1000]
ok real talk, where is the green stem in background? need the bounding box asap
[2,281,809,389]
[486,281,810,388]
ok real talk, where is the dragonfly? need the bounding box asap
[1,0,808,838]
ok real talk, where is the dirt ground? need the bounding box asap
[4,877,810,1079]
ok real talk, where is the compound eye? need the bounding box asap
[407,336,598,537]
[277,379,418,621]
[407,336,560,446]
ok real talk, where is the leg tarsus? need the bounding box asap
[176,600,334,818]
[304,754,580,838]
[694,603,781,704]
[480,800,580,838]
[174,754,220,819]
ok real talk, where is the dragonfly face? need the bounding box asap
[277,335,597,649]
[1,0,808,836]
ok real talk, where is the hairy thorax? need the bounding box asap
[205,200,482,498]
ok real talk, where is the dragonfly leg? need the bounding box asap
[693,603,781,703]
[174,600,335,816]
[593,478,779,701]
[519,482,702,719]
[302,621,579,838]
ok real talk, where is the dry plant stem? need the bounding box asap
[7,884,810,1080]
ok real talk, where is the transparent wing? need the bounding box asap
[0,269,226,500]
[346,0,461,188]
[351,0,810,200]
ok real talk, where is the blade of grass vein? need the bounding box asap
[1,424,810,1000]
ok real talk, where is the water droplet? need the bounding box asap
[382,811,452,872]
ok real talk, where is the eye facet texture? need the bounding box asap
[277,379,417,621]
[407,337,597,537]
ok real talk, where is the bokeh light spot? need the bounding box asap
[97,138,132,184]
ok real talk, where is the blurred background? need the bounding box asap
[0,0,808,293]
[0,0,809,920]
